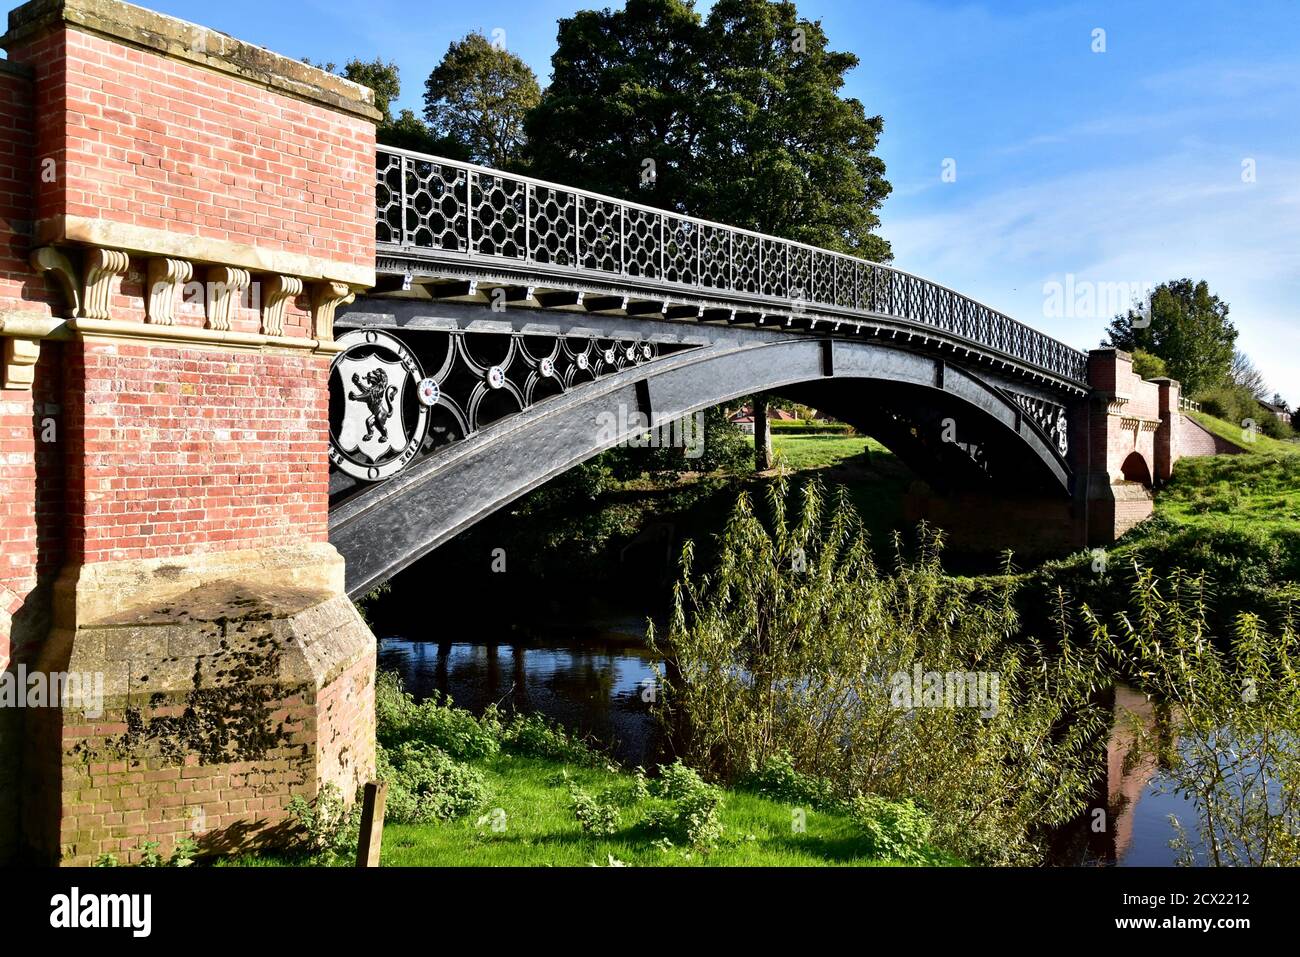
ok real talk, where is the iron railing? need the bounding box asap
[375,146,1089,385]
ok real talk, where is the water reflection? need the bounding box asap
[378,633,662,767]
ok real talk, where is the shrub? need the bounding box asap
[375,672,499,760]
[741,752,840,809]
[287,783,361,862]
[642,761,724,850]
[497,711,602,766]
[378,740,487,824]
[568,785,621,836]
[851,795,934,864]
[649,480,1107,865]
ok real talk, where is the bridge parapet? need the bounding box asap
[375,147,1090,388]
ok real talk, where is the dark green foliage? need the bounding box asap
[424,33,541,167]
[641,761,725,849]
[851,795,933,864]
[525,0,891,261]
[1104,279,1236,396]
[379,741,488,824]
[650,480,1108,864]
[740,751,839,808]
[375,672,500,760]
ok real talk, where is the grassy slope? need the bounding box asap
[1187,410,1296,456]
[376,755,917,867]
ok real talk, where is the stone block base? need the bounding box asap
[22,568,375,865]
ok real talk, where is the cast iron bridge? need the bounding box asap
[328,147,1091,596]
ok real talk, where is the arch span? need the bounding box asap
[329,336,1073,597]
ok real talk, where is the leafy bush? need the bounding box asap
[851,795,934,864]
[496,710,603,766]
[568,784,621,836]
[740,752,840,809]
[641,761,724,850]
[378,740,487,824]
[375,672,499,760]
[287,783,361,862]
[649,480,1107,865]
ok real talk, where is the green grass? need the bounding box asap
[1187,409,1298,456]
[769,434,878,471]
[374,755,930,867]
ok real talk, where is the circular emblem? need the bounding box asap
[624,344,636,361]
[640,343,653,361]
[576,353,589,370]
[329,329,428,482]
[417,377,440,407]
[486,366,506,389]
[603,348,616,364]
[1055,410,1069,457]
[539,357,555,378]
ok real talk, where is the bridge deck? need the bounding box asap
[373,146,1089,390]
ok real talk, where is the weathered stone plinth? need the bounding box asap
[24,566,375,865]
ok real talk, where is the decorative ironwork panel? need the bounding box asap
[788,246,812,303]
[528,184,577,266]
[376,151,402,245]
[471,173,526,259]
[760,238,788,299]
[699,225,729,289]
[580,196,621,273]
[404,158,466,251]
[811,251,835,306]
[834,258,856,309]
[733,233,760,294]
[624,206,660,279]
[664,217,698,286]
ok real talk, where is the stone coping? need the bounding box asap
[2,0,381,122]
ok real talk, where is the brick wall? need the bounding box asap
[64,337,329,565]
[1179,414,1247,457]
[0,60,54,316]
[5,24,375,293]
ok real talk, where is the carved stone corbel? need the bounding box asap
[261,274,303,338]
[81,249,130,320]
[310,281,355,342]
[3,336,41,389]
[205,266,251,331]
[29,246,81,317]
[145,257,193,325]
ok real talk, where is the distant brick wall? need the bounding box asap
[64,337,330,565]
[1179,414,1246,457]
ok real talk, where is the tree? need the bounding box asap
[424,33,541,168]
[525,0,892,261]
[340,58,401,123]
[1130,348,1167,381]
[307,57,453,155]
[1103,279,1237,397]
[1229,351,1268,400]
[698,0,892,261]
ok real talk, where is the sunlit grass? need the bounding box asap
[376,756,925,867]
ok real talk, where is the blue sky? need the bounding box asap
[11,0,1299,402]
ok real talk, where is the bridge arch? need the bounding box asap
[329,335,1072,597]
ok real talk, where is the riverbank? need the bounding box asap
[235,674,958,868]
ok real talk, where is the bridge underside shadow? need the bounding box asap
[330,331,1078,597]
